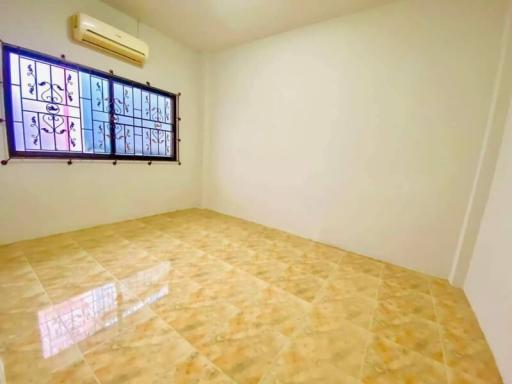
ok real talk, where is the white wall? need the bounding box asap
[202,0,508,278]
[450,0,512,286]
[0,0,204,244]
[464,102,512,384]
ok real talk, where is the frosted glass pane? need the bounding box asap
[113,82,123,114]
[93,122,108,153]
[125,126,134,154]
[150,93,158,120]
[92,110,109,122]
[124,86,133,116]
[9,53,20,85]
[35,62,51,102]
[50,65,65,104]
[65,70,80,107]
[166,132,172,157]
[134,127,143,155]
[133,88,141,118]
[13,122,25,151]
[19,58,36,100]
[104,122,111,153]
[102,80,109,113]
[83,130,94,153]
[23,112,40,150]
[142,128,151,155]
[117,115,133,125]
[157,95,165,122]
[150,130,161,156]
[11,85,22,122]
[81,98,93,130]
[142,91,150,119]
[115,124,125,154]
[68,118,82,152]
[80,72,91,99]
[91,76,105,112]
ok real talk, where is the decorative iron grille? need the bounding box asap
[1,43,178,162]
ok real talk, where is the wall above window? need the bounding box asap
[1,43,179,163]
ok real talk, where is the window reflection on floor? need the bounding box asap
[38,262,170,358]
[0,356,5,384]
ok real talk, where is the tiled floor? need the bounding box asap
[0,209,502,384]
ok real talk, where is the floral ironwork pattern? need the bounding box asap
[3,44,176,159]
[112,80,173,156]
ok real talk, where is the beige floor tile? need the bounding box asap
[0,310,51,352]
[274,326,371,381]
[303,244,347,264]
[148,277,208,310]
[160,302,240,348]
[33,263,111,286]
[441,328,502,384]
[168,352,236,383]
[377,291,436,321]
[200,330,288,384]
[292,260,338,279]
[84,330,196,383]
[261,357,361,384]
[372,310,444,363]
[0,209,502,384]
[337,253,384,278]
[0,282,50,312]
[225,299,309,339]
[0,245,27,263]
[318,273,381,301]
[274,275,325,302]
[362,336,447,384]
[435,302,484,339]
[0,261,39,285]
[239,261,289,282]
[2,349,98,384]
[380,275,431,296]
[308,295,377,330]
[447,369,494,384]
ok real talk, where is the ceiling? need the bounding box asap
[102,0,398,52]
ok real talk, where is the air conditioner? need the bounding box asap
[72,13,149,65]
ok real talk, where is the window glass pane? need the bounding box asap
[4,47,109,155]
[112,80,174,157]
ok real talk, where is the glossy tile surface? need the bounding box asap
[0,209,502,383]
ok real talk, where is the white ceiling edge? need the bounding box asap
[101,0,400,52]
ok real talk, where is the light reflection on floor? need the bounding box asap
[38,262,170,358]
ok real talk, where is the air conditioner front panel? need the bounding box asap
[72,13,149,65]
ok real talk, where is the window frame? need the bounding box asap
[1,43,179,162]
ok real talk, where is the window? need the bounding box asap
[1,44,178,162]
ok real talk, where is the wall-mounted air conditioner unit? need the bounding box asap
[72,13,149,65]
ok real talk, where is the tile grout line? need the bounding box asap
[254,310,309,384]
[86,232,240,384]
[22,247,103,384]
[159,234,240,384]
[254,246,342,384]
[205,238,316,384]
[429,281,451,384]
[82,242,226,382]
[357,261,384,383]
